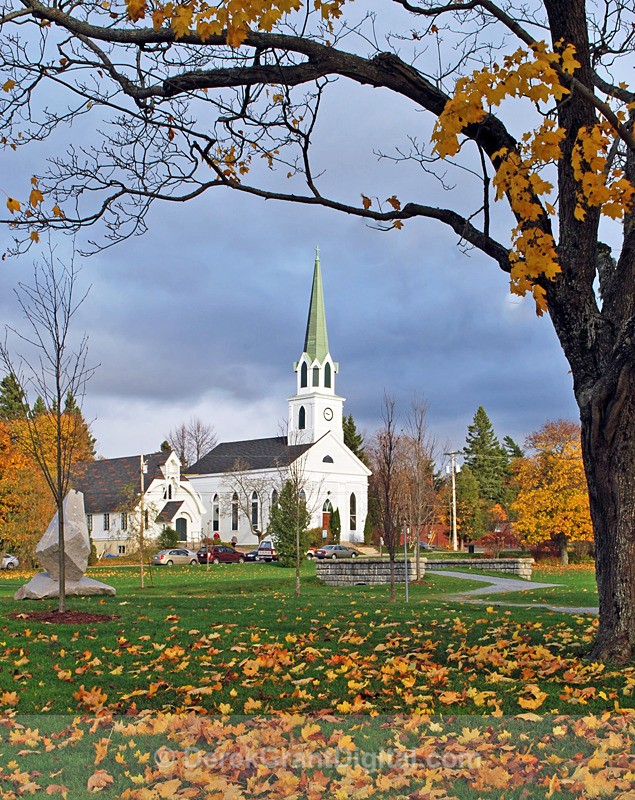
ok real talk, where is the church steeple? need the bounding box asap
[303,248,330,363]
[288,250,344,444]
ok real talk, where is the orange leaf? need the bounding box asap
[386,195,401,210]
[6,197,21,213]
[361,194,371,210]
[87,770,113,792]
[2,79,15,92]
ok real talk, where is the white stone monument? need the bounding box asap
[15,490,115,600]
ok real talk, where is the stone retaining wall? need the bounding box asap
[315,557,535,585]
[425,558,534,579]
[315,558,417,586]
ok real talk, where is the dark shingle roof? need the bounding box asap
[72,452,169,513]
[187,436,313,475]
[155,501,184,523]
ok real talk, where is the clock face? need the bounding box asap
[323,407,333,421]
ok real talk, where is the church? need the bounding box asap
[186,252,370,546]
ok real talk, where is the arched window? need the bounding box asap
[313,366,320,386]
[176,517,187,541]
[231,492,239,531]
[324,363,332,388]
[251,491,259,530]
[350,493,357,531]
[299,406,306,430]
[271,488,279,508]
[322,499,333,513]
[300,362,308,388]
[322,455,334,463]
[168,483,173,499]
[212,494,220,532]
[299,489,306,502]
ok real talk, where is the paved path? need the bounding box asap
[438,569,598,615]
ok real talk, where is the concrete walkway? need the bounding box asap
[438,569,598,615]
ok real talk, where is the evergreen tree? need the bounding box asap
[503,435,525,460]
[160,440,171,453]
[31,396,46,417]
[343,414,367,464]
[329,507,341,544]
[455,466,487,543]
[0,373,26,420]
[269,480,311,567]
[463,406,507,504]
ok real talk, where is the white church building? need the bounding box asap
[186,253,370,546]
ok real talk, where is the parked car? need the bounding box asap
[305,548,317,559]
[419,542,437,551]
[197,545,246,565]
[315,544,360,559]
[256,539,278,562]
[1,554,19,570]
[152,548,199,566]
[244,549,260,562]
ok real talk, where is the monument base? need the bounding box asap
[14,571,116,600]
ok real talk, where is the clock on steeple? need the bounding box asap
[288,249,344,444]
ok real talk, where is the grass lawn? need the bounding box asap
[472,565,599,608]
[0,562,632,799]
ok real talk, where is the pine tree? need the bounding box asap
[463,406,507,504]
[343,414,367,464]
[269,480,311,567]
[454,466,487,543]
[503,436,525,460]
[0,373,26,420]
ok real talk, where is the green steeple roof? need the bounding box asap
[303,248,330,362]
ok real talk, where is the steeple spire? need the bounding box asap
[303,247,330,362]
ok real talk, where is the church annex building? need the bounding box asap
[186,253,370,546]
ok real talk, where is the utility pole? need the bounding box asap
[445,451,459,551]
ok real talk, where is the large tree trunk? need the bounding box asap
[554,533,569,566]
[580,379,635,662]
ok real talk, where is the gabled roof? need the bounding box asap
[187,436,312,475]
[156,501,185,523]
[72,452,170,513]
[303,250,330,363]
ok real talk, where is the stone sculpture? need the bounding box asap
[15,490,115,600]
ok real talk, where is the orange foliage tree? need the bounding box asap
[0,0,633,656]
[0,421,55,561]
[512,420,592,565]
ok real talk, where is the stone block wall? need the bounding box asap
[315,558,418,586]
[425,558,534,580]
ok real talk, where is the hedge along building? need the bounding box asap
[72,450,205,556]
[186,252,371,546]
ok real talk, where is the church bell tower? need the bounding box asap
[288,250,344,444]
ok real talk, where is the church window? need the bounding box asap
[300,362,308,388]
[322,455,334,463]
[231,493,239,531]
[251,491,260,530]
[313,366,320,386]
[103,513,110,531]
[168,483,173,499]
[212,494,220,532]
[299,489,306,502]
[121,512,128,531]
[350,493,357,531]
[322,499,333,513]
[299,406,306,430]
[86,514,93,532]
[325,363,332,388]
[272,488,279,508]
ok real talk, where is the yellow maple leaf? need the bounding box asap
[29,188,44,207]
[52,204,64,218]
[29,230,40,243]
[386,195,401,210]
[361,194,371,210]
[6,197,21,213]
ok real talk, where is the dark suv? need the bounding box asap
[197,545,246,565]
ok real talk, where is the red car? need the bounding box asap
[197,545,246,565]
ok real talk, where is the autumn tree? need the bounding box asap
[1,0,634,657]
[0,250,95,612]
[512,419,592,565]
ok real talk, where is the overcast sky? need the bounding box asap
[0,11,581,465]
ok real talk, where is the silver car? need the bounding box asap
[1,554,19,569]
[315,545,360,559]
[152,548,198,566]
